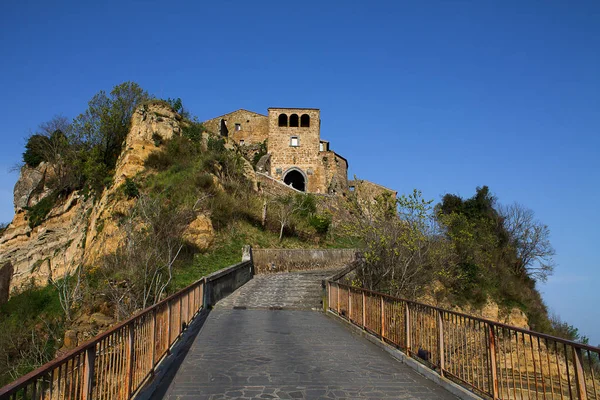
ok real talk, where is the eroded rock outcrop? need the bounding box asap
[0,101,198,295]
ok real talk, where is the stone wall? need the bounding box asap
[321,151,348,194]
[203,109,268,145]
[348,179,397,205]
[253,248,359,274]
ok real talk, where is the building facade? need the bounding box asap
[203,107,389,197]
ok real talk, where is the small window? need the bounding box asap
[290,114,299,127]
[301,114,310,127]
[239,140,245,145]
[290,136,299,147]
[349,186,355,192]
[319,142,324,152]
[278,114,288,127]
[235,123,241,131]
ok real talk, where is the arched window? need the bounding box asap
[278,114,288,127]
[289,114,299,127]
[300,114,310,127]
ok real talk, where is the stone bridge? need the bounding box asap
[3,251,596,400]
[150,269,460,400]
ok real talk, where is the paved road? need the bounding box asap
[158,309,457,399]
[215,270,336,311]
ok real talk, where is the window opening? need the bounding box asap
[301,114,310,127]
[278,114,288,127]
[289,114,299,127]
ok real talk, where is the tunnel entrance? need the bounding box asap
[283,169,306,192]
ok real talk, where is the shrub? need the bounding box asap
[309,212,332,234]
[26,193,58,228]
[144,150,172,171]
[209,192,236,230]
[194,173,214,191]
[182,122,205,142]
[123,178,139,199]
[152,132,163,147]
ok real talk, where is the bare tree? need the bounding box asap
[102,194,194,319]
[501,203,555,282]
[272,193,314,242]
[49,262,83,322]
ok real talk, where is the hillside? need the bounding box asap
[0,82,582,387]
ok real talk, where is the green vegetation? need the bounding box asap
[122,178,139,199]
[25,192,58,228]
[0,283,63,387]
[20,82,150,227]
[252,140,268,167]
[345,186,559,333]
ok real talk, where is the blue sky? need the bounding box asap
[1,1,598,343]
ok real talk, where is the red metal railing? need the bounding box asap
[328,280,600,400]
[0,277,205,400]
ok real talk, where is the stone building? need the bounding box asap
[203,107,390,197]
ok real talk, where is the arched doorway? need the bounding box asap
[283,168,306,192]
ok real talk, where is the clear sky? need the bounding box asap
[1,1,598,343]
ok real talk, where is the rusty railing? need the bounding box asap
[0,260,253,400]
[328,281,600,400]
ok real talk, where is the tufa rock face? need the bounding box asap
[113,102,181,187]
[0,101,189,295]
[0,192,93,291]
[84,101,183,264]
[13,162,53,212]
[183,214,214,251]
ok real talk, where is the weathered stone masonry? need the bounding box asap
[203,107,392,198]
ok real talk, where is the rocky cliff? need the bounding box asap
[0,102,212,300]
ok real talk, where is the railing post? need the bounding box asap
[488,324,499,399]
[348,287,352,321]
[573,347,588,400]
[381,296,385,339]
[327,281,331,312]
[167,300,172,349]
[179,295,183,335]
[337,283,340,315]
[437,310,445,377]
[151,308,157,372]
[362,291,366,328]
[405,302,411,354]
[126,323,135,397]
[82,345,95,400]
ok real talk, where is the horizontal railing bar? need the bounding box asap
[330,280,600,353]
[0,277,206,397]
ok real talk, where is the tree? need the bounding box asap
[49,264,83,322]
[345,189,456,298]
[72,82,150,170]
[272,193,315,241]
[501,203,555,282]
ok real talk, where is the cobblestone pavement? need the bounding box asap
[215,270,337,311]
[158,309,457,399]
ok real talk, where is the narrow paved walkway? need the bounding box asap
[159,309,457,399]
[216,270,336,311]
